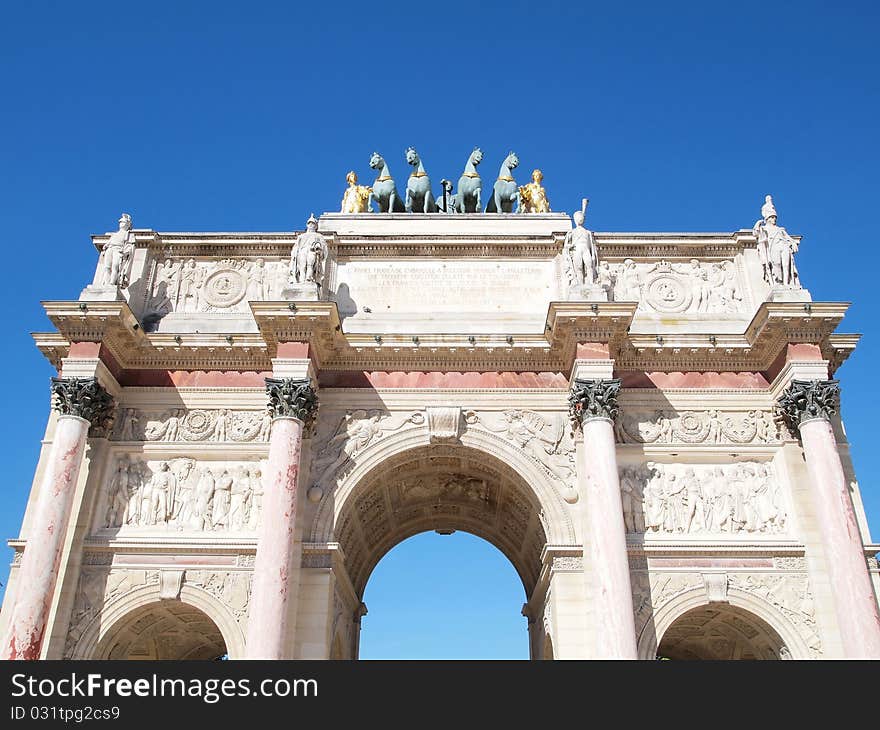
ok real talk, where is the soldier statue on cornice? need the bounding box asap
[286,214,328,300]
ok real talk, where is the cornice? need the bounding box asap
[33,298,856,376]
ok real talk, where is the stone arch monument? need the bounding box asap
[1,184,879,659]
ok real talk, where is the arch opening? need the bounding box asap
[657,603,787,660]
[332,444,551,599]
[92,599,228,660]
[359,531,528,659]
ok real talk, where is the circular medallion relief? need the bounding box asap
[645,274,692,313]
[181,410,215,440]
[202,268,247,308]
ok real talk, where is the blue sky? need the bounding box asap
[1,2,878,659]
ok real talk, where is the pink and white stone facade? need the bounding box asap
[1,210,877,660]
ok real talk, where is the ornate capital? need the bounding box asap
[568,378,621,424]
[776,378,840,431]
[265,377,319,425]
[50,376,115,433]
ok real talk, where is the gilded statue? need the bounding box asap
[518,169,551,213]
[340,171,372,213]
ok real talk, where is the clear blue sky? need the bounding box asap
[1,2,878,659]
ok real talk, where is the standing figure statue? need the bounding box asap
[518,169,552,213]
[97,213,136,287]
[368,152,405,212]
[453,147,483,213]
[404,147,437,213]
[290,214,329,290]
[564,198,598,287]
[485,151,520,213]
[340,171,372,213]
[753,195,801,288]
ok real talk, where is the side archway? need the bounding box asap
[71,583,246,660]
[638,587,811,660]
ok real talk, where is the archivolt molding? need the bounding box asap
[67,570,247,660]
[309,412,576,547]
[635,572,819,660]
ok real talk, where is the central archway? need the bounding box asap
[331,444,551,598]
[314,434,572,659]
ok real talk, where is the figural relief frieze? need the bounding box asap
[615,408,779,445]
[97,456,264,533]
[602,259,743,314]
[147,257,286,316]
[619,462,787,536]
[113,407,271,443]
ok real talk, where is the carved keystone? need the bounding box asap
[265,377,319,426]
[568,378,621,424]
[426,406,462,443]
[776,379,840,432]
[703,573,729,603]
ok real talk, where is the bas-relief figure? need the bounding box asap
[518,169,551,213]
[115,407,271,443]
[602,259,743,314]
[753,195,801,289]
[404,147,436,213]
[621,462,787,536]
[96,213,136,288]
[290,214,328,289]
[614,408,779,444]
[484,151,520,213]
[340,171,372,213]
[99,456,264,533]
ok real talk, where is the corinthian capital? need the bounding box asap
[776,378,840,431]
[568,378,621,424]
[265,377,319,425]
[50,377,115,433]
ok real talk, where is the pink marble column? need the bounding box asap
[246,378,317,659]
[2,377,113,660]
[570,378,638,659]
[780,379,880,658]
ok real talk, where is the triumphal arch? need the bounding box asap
[2,152,879,660]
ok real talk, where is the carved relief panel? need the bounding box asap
[94,456,266,534]
[619,461,788,536]
[113,407,272,443]
[615,408,779,445]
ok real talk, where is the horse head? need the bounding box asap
[405,147,419,166]
[369,152,385,170]
[504,151,519,170]
[470,147,483,166]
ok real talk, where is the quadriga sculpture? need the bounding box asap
[368,152,405,212]
[453,147,483,213]
[404,147,437,213]
[485,151,520,213]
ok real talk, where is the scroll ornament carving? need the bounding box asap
[265,378,319,425]
[776,379,840,432]
[619,462,787,536]
[51,377,115,433]
[569,378,621,424]
[115,407,272,443]
[615,408,778,445]
[728,573,822,656]
[310,410,425,487]
[99,456,264,533]
[605,259,742,314]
